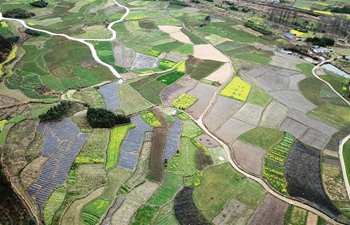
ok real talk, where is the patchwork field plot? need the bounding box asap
[263,132,295,194]
[249,194,289,225]
[98,82,120,110]
[158,26,192,44]
[259,100,289,128]
[75,129,109,164]
[172,93,198,110]
[161,77,198,106]
[322,161,349,202]
[148,127,167,182]
[118,83,151,115]
[205,62,232,84]
[193,44,229,62]
[164,117,182,160]
[118,115,152,170]
[237,126,284,151]
[140,110,161,127]
[285,140,339,217]
[232,103,264,126]
[187,82,218,119]
[193,163,266,221]
[232,140,266,176]
[220,76,251,102]
[204,96,244,132]
[216,118,254,145]
[106,123,135,171]
[27,118,88,211]
[131,53,159,70]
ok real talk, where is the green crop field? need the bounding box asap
[238,127,284,151]
[193,163,266,220]
[182,120,203,138]
[235,53,271,64]
[148,173,183,206]
[172,44,194,55]
[188,60,224,80]
[296,63,314,77]
[179,137,198,177]
[247,85,271,106]
[343,140,350,187]
[106,124,135,171]
[153,41,184,53]
[43,187,66,225]
[181,28,206,44]
[132,205,160,225]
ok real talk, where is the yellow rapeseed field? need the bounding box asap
[313,10,333,16]
[290,30,314,38]
[220,76,251,101]
[172,94,198,109]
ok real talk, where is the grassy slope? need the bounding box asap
[343,140,350,187]
[247,85,271,106]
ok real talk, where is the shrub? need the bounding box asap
[24,29,41,36]
[3,8,35,18]
[87,107,130,128]
[30,0,48,8]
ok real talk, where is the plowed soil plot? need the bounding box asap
[161,77,198,106]
[232,140,266,176]
[98,82,120,110]
[149,127,167,182]
[204,96,244,132]
[245,66,316,113]
[131,53,159,70]
[248,194,288,225]
[285,140,339,217]
[187,82,218,119]
[174,187,211,225]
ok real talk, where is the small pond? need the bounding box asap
[321,63,350,79]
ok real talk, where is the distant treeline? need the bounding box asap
[331,6,350,14]
[244,20,272,35]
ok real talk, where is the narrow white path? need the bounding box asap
[339,134,350,200]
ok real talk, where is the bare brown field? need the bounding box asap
[187,82,218,119]
[280,118,308,138]
[161,77,198,106]
[204,96,243,132]
[232,140,266,176]
[196,134,220,148]
[215,118,254,145]
[233,103,264,126]
[148,127,167,182]
[213,198,255,225]
[248,194,288,225]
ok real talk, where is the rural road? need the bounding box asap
[0,2,346,225]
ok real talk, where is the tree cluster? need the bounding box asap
[30,0,48,8]
[87,107,131,128]
[306,36,335,47]
[24,29,41,36]
[39,101,71,122]
[331,6,350,14]
[244,20,272,35]
[3,8,35,18]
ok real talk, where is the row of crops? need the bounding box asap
[263,132,295,194]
